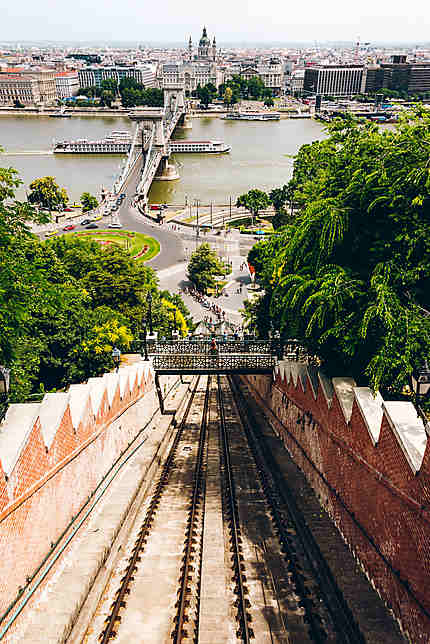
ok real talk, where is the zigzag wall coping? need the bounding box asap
[383,401,427,473]
[38,393,70,449]
[87,377,107,416]
[332,377,356,423]
[68,384,91,429]
[353,387,384,444]
[102,373,120,406]
[0,403,41,476]
[275,359,428,475]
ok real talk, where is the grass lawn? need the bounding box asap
[74,230,160,262]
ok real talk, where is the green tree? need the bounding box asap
[236,189,270,228]
[100,90,114,107]
[223,87,233,108]
[264,96,274,107]
[80,192,99,213]
[100,77,118,95]
[250,108,430,395]
[187,243,226,294]
[28,176,68,211]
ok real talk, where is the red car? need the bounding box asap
[63,224,75,231]
[64,207,73,212]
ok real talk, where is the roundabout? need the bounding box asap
[74,229,160,262]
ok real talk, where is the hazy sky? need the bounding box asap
[3,0,430,43]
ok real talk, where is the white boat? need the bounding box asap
[50,106,71,118]
[53,130,132,154]
[222,111,280,121]
[170,139,231,153]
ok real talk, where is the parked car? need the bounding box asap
[63,224,75,231]
[86,223,98,229]
[108,222,123,228]
[81,218,91,225]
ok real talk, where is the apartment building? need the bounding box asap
[303,65,363,96]
[0,67,56,104]
[78,65,156,89]
[55,71,79,99]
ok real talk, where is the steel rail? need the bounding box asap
[171,376,210,642]
[217,375,254,642]
[99,376,201,643]
[228,375,365,644]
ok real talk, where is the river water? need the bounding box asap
[0,114,326,203]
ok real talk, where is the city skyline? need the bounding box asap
[2,0,430,44]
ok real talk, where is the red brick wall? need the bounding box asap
[0,366,155,617]
[242,370,430,643]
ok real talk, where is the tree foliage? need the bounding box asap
[28,176,68,210]
[80,192,99,213]
[236,189,270,226]
[0,167,189,400]
[247,108,430,394]
[187,243,227,294]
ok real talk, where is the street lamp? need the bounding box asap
[147,291,153,335]
[173,308,177,332]
[141,317,149,361]
[112,347,121,372]
[411,362,430,429]
[0,365,11,423]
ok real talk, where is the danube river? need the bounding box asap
[0,114,326,203]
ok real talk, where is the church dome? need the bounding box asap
[199,27,210,46]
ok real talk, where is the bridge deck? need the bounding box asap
[151,352,277,375]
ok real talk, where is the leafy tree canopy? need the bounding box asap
[247,108,430,395]
[187,243,227,294]
[81,192,99,213]
[28,176,68,210]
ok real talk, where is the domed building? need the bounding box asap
[188,27,217,62]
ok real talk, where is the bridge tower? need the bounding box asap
[164,86,186,114]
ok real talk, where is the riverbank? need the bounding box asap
[0,107,130,117]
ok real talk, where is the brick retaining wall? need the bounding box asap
[242,362,430,643]
[0,362,158,617]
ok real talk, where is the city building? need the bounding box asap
[303,65,363,96]
[0,74,40,105]
[161,27,221,94]
[78,65,156,89]
[0,67,56,104]
[55,71,79,99]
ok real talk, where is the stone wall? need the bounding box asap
[0,361,164,617]
[241,361,430,643]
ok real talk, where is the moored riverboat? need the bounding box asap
[170,139,231,153]
[53,131,132,153]
[222,111,280,121]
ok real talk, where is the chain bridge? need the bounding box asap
[117,86,187,208]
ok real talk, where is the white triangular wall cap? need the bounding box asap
[383,401,427,473]
[102,373,120,406]
[68,384,91,429]
[306,365,319,400]
[125,364,139,392]
[38,393,70,450]
[0,403,41,476]
[318,371,334,407]
[87,377,106,416]
[119,367,131,398]
[353,387,384,444]
[332,377,356,423]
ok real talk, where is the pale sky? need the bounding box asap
[2,0,430,43]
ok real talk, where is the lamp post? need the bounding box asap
[173,308,177,332]
[0,366,11,423]
[147,291,153,335]
[141,317,149,361]
[411,362,430,430]
[112,347,121,373]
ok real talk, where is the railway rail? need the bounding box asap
[79,375,367,643]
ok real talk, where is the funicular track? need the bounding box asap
[89,373,365,644]
[99,376,205,643]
